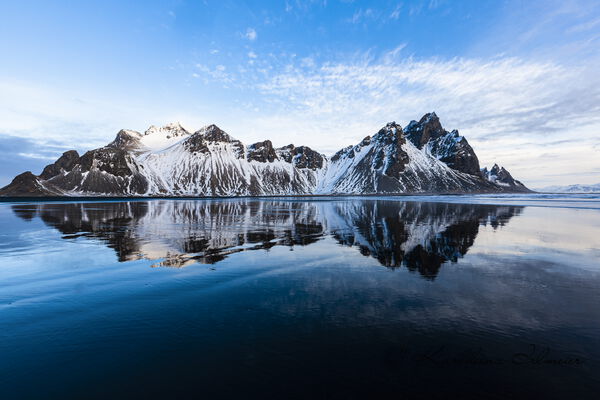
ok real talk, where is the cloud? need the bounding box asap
[567,16,600,33]
[0,79,133,149]
[244,28,257,41]
[390,3,402,20]
[0,136,66,185]
[194,64,234,84]
[258,57,580,129]
[247,54,600,186]
[17,152,57,160]
[180,44,599,185]
[348,8,375,24]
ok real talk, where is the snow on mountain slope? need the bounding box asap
[138,126,322,196]
[404,112,481,176]
[536,183,600,193]
[481,164,529,191]
[0,113,531,196]
[318,121,497,194]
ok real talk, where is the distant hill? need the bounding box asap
[536,183,600,193]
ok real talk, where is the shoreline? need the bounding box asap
[0,191,540,203]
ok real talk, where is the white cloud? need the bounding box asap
[567,16,600,33]
[17,152,57,160]
[194,64,234,84]
[246,55,600,186]
[348,8,375,24]
[245,28,257,41]
[390,4,402,20]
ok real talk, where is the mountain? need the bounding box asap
[0,113,531,197]
[481,163,529,191]
[536,183,600,193]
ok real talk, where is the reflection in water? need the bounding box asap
[12,200,522,278]
[3,199,600,399]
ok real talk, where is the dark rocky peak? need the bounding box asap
[39,150,80,180]
[482,164,529,190]
[419,111,441,128]
[195,124,236,143]
[493,165,515,182]
[376,121,402,138]
[330,145,353,162]
[185,125,244,158]
[330,122,405,166]
[404,113,481,176]
[79,147,136,177]
[275,144,295,163]
[144,122,189,138]
[247,140,278,163]
[291,146,325,170]
[404,112,446,149]
[108,129,143,150]
[275,144,324,169]
[0,171,60,196]
[183,131,209,153]
[449,129,462,140]
[489,163,501,176]
[373,122,403,143]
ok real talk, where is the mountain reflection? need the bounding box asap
[12,199,522,278]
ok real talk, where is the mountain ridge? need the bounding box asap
[536,182,600,193]
[0,113,531,197]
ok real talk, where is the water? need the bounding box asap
[1,196,599,399]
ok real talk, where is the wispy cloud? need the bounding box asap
[389,3,402,20]
[348,8,375,24]
[17,152,57,160]
[194,64,234,84]
[567,16,600,33]
[246,54,600,185]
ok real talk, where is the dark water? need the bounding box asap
[1,198,599,399]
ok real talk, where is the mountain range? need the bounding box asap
[0,112,530,197]
[536,183,600,193]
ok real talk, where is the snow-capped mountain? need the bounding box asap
[0,113,531,196]
[536,183,600,193]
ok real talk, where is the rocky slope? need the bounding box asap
[0,113,531,196]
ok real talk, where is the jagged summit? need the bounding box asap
[195,124,237,143]
[481,163,527,190]
[0,113,531,197]
[144,122,189,136]
[404,112,480,176]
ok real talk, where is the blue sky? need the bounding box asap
[1,0,599,187]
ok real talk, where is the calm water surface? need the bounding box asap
[1,196,599,399]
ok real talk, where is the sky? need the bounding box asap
[1,0,599,188]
